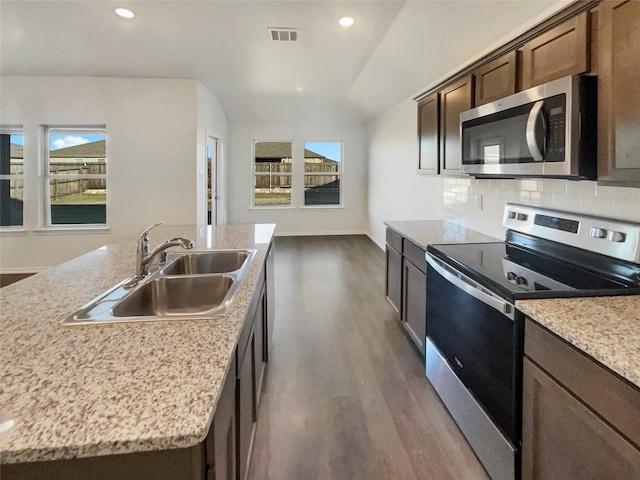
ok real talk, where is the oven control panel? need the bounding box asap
[503,203,640,264]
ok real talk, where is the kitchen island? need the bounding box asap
[0,223,275,479]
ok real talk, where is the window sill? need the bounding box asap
[0,227,28,236]
[249,206,297,211]
[300,205,344,209]
[32,226,111,235]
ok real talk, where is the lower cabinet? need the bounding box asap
[402,242,427,356]
[385,227,427,355]
[385,229,403,314]
[237,326,256,480]
[522,318,640,479]
[208,355,237,480]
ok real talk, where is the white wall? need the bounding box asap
[227,122,367,235]
[366,100,640,247]
[196,82,229,225]
[367,98,444,248]
[0,76,217,272]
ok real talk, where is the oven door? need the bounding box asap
[425,252,523,480]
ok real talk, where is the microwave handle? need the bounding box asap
[526,100,545,162]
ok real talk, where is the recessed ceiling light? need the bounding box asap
[338,17,354,28]
[115,8,135,19]
[295,86,304,92]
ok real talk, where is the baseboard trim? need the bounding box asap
[274,230,368,237]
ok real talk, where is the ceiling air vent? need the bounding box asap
[268,28,299,42]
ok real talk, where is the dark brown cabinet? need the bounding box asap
[439,75,473,174]
[237,325,256,480]
[417,93,439,174]
[401,239,427,355]
[522,319,640,479]
[473,51,519,106]
[209,355,237,480]
[385,228,403,314]
[596,0,640,186]
[520,11,590,89]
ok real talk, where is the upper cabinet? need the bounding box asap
[595,0,640,186]
[474,51,519,106]
[520,11,590,89]
[439,75,473,175]
[417,93,439,174]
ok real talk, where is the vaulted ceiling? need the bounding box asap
[0,0,567,123]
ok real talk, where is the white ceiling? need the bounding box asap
[1,0,567,123]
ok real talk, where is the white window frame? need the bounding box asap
[43,126,107,228]
[251,139,294,209]
[0,126,25,230]
[302,141,343,208]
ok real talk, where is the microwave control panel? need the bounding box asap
[543,94,566,162]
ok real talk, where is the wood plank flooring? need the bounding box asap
[248,235,488,480]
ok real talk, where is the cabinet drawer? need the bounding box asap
[403,239,426,274]
[386,228,403,252]
[525,318,640,448]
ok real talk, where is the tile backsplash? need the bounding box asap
[443,178,640,239]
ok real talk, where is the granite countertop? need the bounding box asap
[0,223,275,464]
[517,295,640,388]
[384,219,500,248]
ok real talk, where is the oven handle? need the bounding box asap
[425,252,515,320]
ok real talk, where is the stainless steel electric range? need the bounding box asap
[425,203,640,480]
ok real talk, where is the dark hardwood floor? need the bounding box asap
[248,235,488,480]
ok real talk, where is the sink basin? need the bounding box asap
[61,248,256,325]
[111,275,234,317]
[161,250,254,275]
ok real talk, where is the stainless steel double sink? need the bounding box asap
[62,249,256,325]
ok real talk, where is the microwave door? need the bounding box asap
[525,100,546,161]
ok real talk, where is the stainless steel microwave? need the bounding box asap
[460,75,597,179]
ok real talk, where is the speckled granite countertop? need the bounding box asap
[384,219,500,248]
[0,224,275,464]
[517,295,640,388]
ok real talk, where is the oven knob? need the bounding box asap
[590,227,608,239]
[516,276,528,286]
[508,211,517,219]
[516,213,528,221]
[608,231,626,243]
[506,272,517,281]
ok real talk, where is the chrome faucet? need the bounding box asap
[125,223,194,288]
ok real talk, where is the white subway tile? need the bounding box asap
[519,179,542,192]
[595,184,634,200]
[552,193,581,211]
[566,180,596,197]
[580,196,613,216]
[541,179,567,195]
[611,199,640,222]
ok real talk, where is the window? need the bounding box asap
[253,141,292,207]
[304,142,341,206]
[0,128,24,227]
[45,127,107,226]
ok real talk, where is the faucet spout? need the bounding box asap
[125,224,194,288]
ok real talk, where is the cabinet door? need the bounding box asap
[474,51,518,106]
[254,283,266,406]
[209,356,237,480]
[265,241,275,362]
[417,93,439,174]
[237,330,256,480]
[520,12,589,89]
[522,358,640,480]
[439,75,473,174]
[386,245,402,315]
[596,0,640,186]
[402,258,427,355]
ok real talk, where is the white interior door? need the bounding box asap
[206,136,218,225]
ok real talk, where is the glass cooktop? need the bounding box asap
[427,241,640,301]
